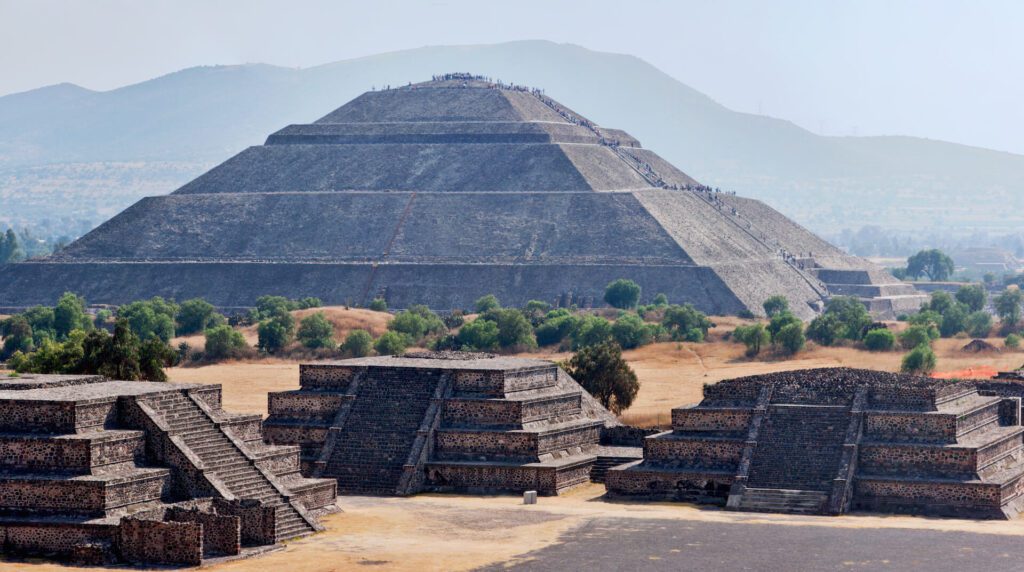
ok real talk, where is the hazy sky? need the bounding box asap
[2,0,1022,153]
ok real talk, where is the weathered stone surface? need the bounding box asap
[264,352,617,496]
[0,76,920,318]
[607,367,1024,519]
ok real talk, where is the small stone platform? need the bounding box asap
[0,373,336,565]
[263,352,618,496]
[606,368,1024,519]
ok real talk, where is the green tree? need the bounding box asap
[203,325,247,360]
[906,249,955,281]
[571,315,614,349]
[925,291,956,315]
[100,320,143,381]
[733,323,770,357]
[604,279,641,310]
[535,312,582,347]
[899,325,936,350]
[374,331,409,355]
[863,328,896,351]
[22,306,56,343]
[995,288,1024,332]
[93,309,112,329]
[901,344,937,375]
[176,298,224,335]
[257,313,295,354]
[253,295,297,320]
[53,292,91,340]
[819,296,872,341]
[762,295,790,318]
[297,297,322,310]
[611,313,658,349]
[1006,333,1021,350]
[939,303,969,338]
[341,330,374,357]
[908,310,943,339]
[139,337,176,382]
[652,293,669,307]
[564,341,639,415]
[118,297,178,342]
[388,305,446,342]
[774,322,806,355]
[1,315,34,359]
[965,311,993,338]
[767,311,801,339]
[661,304,712,342]
[369,298,388,312]
[297,312,336,349]
[474,295,501,314]
[806,313,844,346]
[523,300,552,324]
[0,228,24,263]
[456,319,500,351]
[480,308,536,349]
[955,284,988,313]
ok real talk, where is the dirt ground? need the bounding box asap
[166,315,1024,423]
[8,485,1024,572]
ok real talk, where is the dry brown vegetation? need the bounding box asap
[165,310,1024,427]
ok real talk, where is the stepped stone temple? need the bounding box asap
[0,373,335,566]
[606,368,1024,519]
[263,352,623,496]
[0,74,923,319]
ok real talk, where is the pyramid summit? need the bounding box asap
[0,74,923,317]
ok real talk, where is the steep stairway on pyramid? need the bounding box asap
[739,404,851,513]
[144,391,320,540]
[264,352,615,496]
[0,74,923,321]
[607,368,1024,519]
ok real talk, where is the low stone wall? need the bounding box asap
[211,498,278,545]
[671,407,752,435]
[299,364,356,389]
[853,478,1004,518]
[858,443,976,478]
[269,391,348,420]
[600,425,660,447]
[167,506,241,556]
[604,463,733,502]
[119,518,202,566]
[863,412,957,443]
[644,436,744,470]
[0,521,116,563]
[425,461,590,495]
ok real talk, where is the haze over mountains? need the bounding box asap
[2,40,1022,242]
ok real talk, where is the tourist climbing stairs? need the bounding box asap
[324,368,445,495]
[147,391,315,541]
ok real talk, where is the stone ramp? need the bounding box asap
[145,391,316,541]
[747,404,851,493]
[736,488,827,514]
[323,368,445,495]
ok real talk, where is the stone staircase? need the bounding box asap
[146,391,315,541]
[324,368,444,495]
[737,488,828,514]
[747,405,851,492]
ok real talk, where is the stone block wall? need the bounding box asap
[119,517,203,566]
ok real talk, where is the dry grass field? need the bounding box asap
[165,312,1024,425]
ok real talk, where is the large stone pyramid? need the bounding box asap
[0,74,923,318]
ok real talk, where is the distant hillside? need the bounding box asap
[2,40,1022,236]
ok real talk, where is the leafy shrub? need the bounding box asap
[767,311,801,339]
[965,311,993,338]
[733,324,770,357]
[571,315,613,349]
[455,319,499,351]
[901,344,937,375]
[774,323,806,355]
[762,295,790,318]
[611,313,659,349]
[535,313,582,347]
[297,312,335,349]
[54,292,92,339]
[176,298,224,336]
[956,284,988,313]
[479,308,536,349]
[863,328,896,351]
[899,325,935,350]
[296,297,322,310]
[563,341,639,414]
[118,297,178,343]
[374,331,409,355]
[1006,333,1022,350]
[257,313,295,354]
[661,304,712,342]
[341,330,374,357]
[474,294,501,314]
[203,325,247,360]
[388,305,446,342]
[369,298,388,312]
[604,279,641,309]
[652,293,669,307]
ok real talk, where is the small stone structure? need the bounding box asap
[0,373,335,565]
[606,368,1024,519]
[263,352,620,496]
